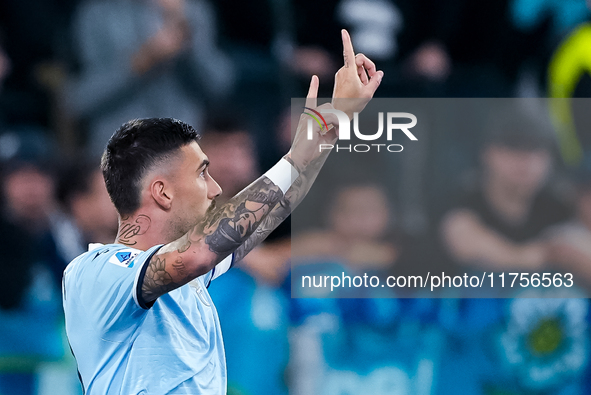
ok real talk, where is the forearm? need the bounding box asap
[443,210,546,269]
[141,161,294,303]
[172,177,283,261]
[233,149,332,263]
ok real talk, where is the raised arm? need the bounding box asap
[139,78,337,304]
[234,29,385,263]
[232,155,322,264]
[141,175,286,304]
[139,30,383,304]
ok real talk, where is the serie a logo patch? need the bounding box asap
[108,249,140,268]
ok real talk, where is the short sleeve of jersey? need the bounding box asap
[202,253,235,288]
[63,244,162,342]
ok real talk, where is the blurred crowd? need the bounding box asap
[2,0,591,394]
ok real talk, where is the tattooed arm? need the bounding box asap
[232,31,385,265]
[139,29,383,304]
[141,176,285,304]
[233,151,329,264]
[143,152,324,305]
[138,83,337,305]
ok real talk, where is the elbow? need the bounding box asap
[182,247,220,279]
[191,260,217,279]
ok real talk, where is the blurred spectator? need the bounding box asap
[199,117,258,200]
[1,161,75,286]
[292,0,453,97]
[293,183,396,274]
[289,183,441,394]
[336,0,402,61]
[215,0,337,83]
[0,0,78,129]
[0,211,66,395]
[441,113,572,271]
[65,0,235,154]
[3,162,57,234]
[340,0,453,96]
[0,154,71,394]
[213,0,338,170]
[512,0,589,38]
[294,0,403,74]
[57,159,118,252]
[509,0,589,97]
[432,0,549,97]
[434,111,588,395]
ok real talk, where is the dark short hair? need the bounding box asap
[484,111,556,152]
[101,118,200,215]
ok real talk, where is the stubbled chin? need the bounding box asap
[206,200,217,215]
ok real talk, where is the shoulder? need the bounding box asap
[64,244,158,280]
[68,243,135,264]
[63,244,163,309]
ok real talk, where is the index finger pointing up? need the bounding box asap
[341,29,356,69]
[305,74,319,109]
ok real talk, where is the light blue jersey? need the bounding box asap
[62,243,234,394]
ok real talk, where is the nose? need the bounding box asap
[207,176,222,199]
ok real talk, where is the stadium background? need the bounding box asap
[1,0,591,393]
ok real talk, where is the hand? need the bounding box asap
[547,237,591,268]
[515,242,548,270]
[332,29,384,119]
[288,75,339,173]
[150,24,188,60]
[132,24,188,74]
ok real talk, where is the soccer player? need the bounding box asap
[62,30,383,394]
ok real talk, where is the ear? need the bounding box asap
[150,179,173,210]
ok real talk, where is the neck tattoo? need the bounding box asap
[118,214,152,246]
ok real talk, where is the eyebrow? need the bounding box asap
[198,159,210,171]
